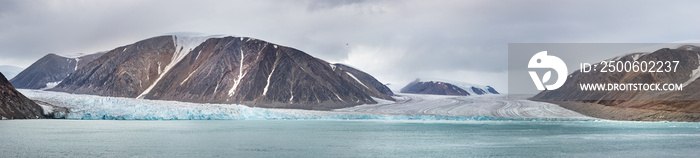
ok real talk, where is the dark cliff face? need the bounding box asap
[531,45,700,113]
[0,72,44,119]
[50,35,176,98]
[10,53,105,90]
[401,80,471,96]
[47,35,393,110]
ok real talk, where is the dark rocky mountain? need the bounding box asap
[0,72,44,119]
[531,45,700,121]
[50,35,393,110]
[10,52,104,89]
[0,65,23,79]
[400,78,499,96]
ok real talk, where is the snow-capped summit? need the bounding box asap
[400,78,499,96]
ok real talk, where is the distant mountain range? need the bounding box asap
[400,78,499,96]
[10,34,394,110]
[531,45,700,121]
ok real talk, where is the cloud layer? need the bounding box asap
[2,0,700,92]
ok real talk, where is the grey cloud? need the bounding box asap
[305,0,367,12]
[2,0,700,93]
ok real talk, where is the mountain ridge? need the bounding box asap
[400,78,499,96]
[49,34,393,110]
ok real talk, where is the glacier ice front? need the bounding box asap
[18,90,594,121]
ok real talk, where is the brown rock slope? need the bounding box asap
[0,72,44,119]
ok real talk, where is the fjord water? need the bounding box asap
[1,120,699,157]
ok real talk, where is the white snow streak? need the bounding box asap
[214,81,220,94]
[261,44,275,96]
[194,50,201,61]
[74,58,80,71]
[180,69,197,85]
[263,61,276,96]
[335,93,344,101]
[229,48,247,97]
[346,72,369,89]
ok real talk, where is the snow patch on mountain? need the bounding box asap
[41,81,62,90]
[230,48,248,97]
[346,72,369,89]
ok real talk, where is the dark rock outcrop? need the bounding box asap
[400,78,499,96]
[0,72,44,119]
[10,52,104,89]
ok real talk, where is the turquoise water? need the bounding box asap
[1,120,699,157]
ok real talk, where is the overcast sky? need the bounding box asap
[2,0,700,92]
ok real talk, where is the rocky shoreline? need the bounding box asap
[543,100,700,122]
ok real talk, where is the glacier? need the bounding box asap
[18,89,595,121]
